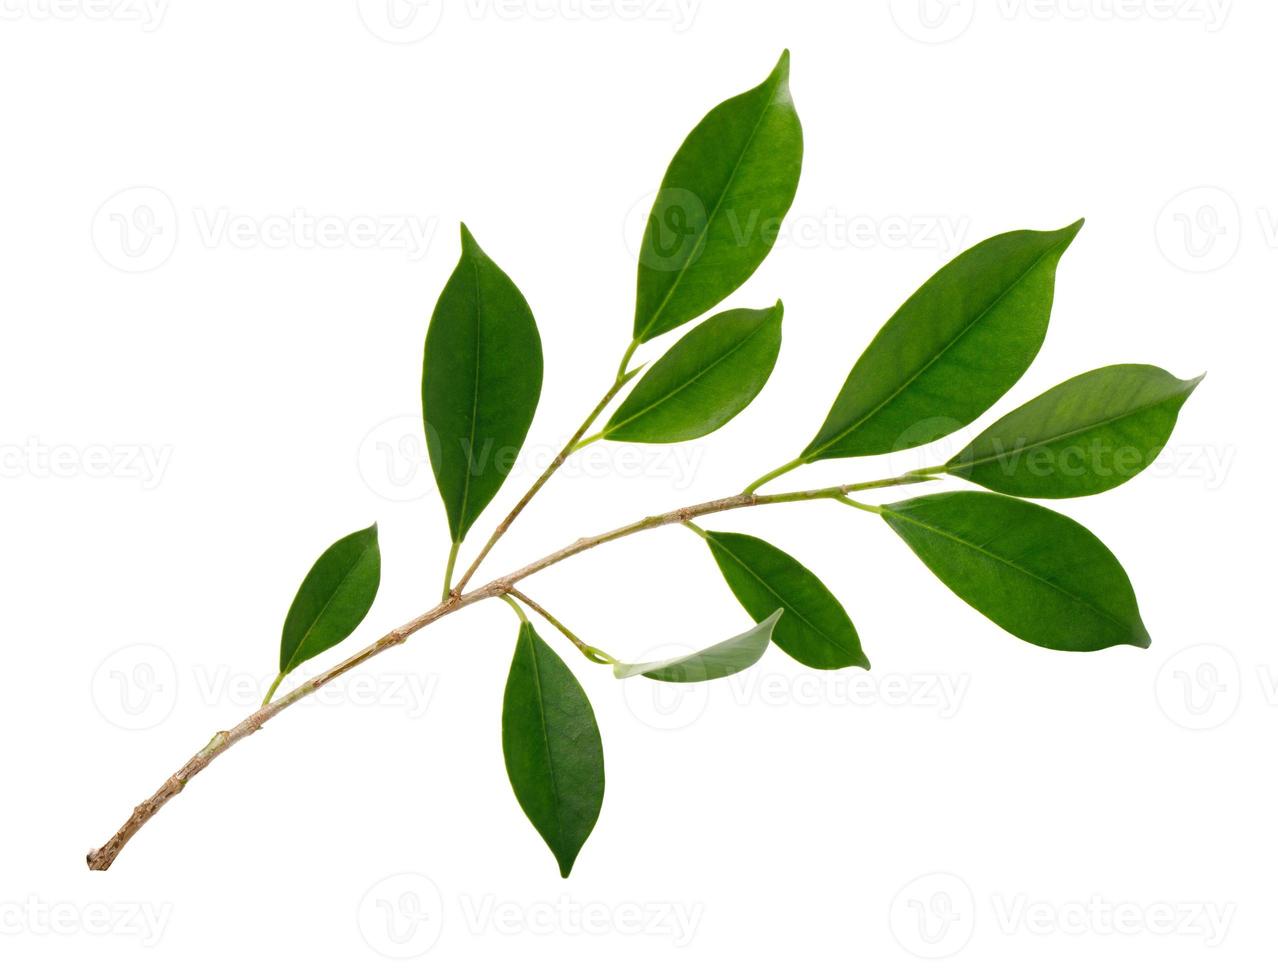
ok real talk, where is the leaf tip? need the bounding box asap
[769,49,793,103]
[1060,217,1086,241]
[458,221,480,253]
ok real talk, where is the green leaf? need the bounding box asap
[946,364,1203,498]
[613,609,783,681]
[279,524,381,675]
[703,530,867,670]
[880,491,1149,651]
[423,224,543,543]
[502,622,605,878]
[634,50,802,343]
[604,303,783,443]
[803,221,1084,460]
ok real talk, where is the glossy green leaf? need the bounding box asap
[502,622,605,878]
[613,609,783,681]
[946,364,1203,498]
[803,221,1084,460]
[881,491,1149,651]
[703,531,867,670]
[604,303,783,443]
[634,51,802,343]
[279,524,381,675]
[423,225,543,543]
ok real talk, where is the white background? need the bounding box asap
[0,0,1268,975]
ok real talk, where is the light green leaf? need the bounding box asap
[605,303,782,443]
[634,51,802,343]
[881,491,1149,651]
[946,364,1203,498]
[613,609,783,681]
[703,530,867,670]
[279,524,381,675]
[423,224,543,543]
[502,622,605,878]
[803,221,1084,460]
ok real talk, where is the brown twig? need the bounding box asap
[86,473,931,870]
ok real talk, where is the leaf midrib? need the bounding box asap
[455,255,484,540]
[283,544,371,672]
[885,505,1131,634]
[637,78,781,341]
[525,631,568,852]
[952,386,1186,471]
[711,536,852,657]
[807,242,1062,459]
[607,316,769,435]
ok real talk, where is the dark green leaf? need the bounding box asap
[634,51,802,343]
[947,364,1203,498]
[881,491,1149,651]
[704,530,867,670]
[279,524,381,675]
[613,609,783,681]
[502,622,605,878]
[605,303,783,443]
[423,224,543,543]
[803,221,1084,460]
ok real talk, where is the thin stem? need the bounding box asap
[903,464,948,480]
[506,587,611,664]
[499,593,529,623]
[451,342,642,595]
[616,337,641,382]
[86,470,929,871]
[260,671,285,707]
[682,520,708,538]
[836,496,884,515]
[441,540,460,601]
[743,457,803,495]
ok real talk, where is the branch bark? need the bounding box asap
[85,474,927,871]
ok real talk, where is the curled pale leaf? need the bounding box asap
[613,609,783,682]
